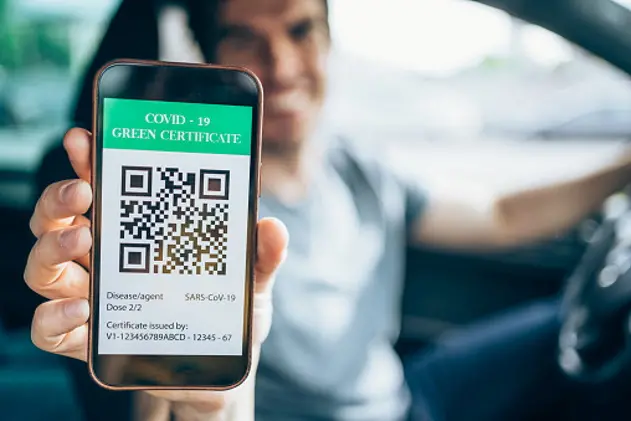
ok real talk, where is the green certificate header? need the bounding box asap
[103,98,252,155]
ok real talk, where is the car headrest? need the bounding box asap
[70,0,161,129]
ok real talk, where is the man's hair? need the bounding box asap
[182,0,329,62]
[72,0,329,126]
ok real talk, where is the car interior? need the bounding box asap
[3,0,631,419]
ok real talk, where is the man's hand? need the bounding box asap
[24,128,288,420]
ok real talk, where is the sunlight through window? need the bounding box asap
[329,0,577,74]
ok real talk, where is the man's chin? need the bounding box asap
[262,119,309,146]
[261,136,303,156]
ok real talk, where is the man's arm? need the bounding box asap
[410,151,631,250]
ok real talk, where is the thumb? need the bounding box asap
[254,217,288,295]
[252,217,288,345]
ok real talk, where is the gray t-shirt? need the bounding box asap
[255,138,427,421]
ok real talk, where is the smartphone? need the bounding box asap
[88,60,263,390]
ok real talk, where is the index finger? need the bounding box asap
[29,179,92,238]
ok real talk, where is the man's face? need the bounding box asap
[215,0,330,152]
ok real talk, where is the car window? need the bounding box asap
[0,0,120,209]
[614,0,631,9]
[324,0,631,191]
[326,0,631,139]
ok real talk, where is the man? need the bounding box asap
[25,0,631,420]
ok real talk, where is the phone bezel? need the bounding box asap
[88,59,263,391]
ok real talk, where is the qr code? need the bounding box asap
[118,166,230,276]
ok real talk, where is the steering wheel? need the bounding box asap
[559,191,631,383]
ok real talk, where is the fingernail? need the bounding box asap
[59,227,77,249]
[64,299,89,319]
[59,180,80,204]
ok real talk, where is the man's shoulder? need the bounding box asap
[324,135,419,219]
[325,134,429,225]
[326,135,389,183]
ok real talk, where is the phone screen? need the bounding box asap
[99,97,251,356]
[90,62,261,388]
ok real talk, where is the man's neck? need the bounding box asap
[261,141,323,204]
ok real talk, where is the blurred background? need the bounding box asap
[3,0,631,420]
[2,0,631,211]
